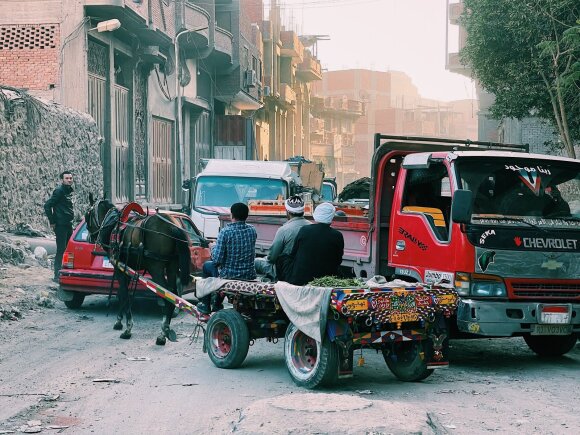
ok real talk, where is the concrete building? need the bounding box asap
[256,0,322,161]
[313,69,477,177]
[0,0,262,208]
[310,96,364,191]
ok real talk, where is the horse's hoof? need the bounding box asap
[166,329,177,342]
[120,331,132,339]
[113,322,123,331]
[156,336,166,346]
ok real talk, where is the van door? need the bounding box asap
[389,159,455,284]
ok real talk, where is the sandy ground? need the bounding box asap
[0,264,579,434]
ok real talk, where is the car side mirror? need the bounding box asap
[451,189,473,224]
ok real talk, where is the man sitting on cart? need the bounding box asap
[197,202,257,314]
[254,195,310,282]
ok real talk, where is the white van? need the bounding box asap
[184,159,298,239]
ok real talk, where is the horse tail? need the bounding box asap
[171,226,191,286]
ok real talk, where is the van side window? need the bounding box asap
[402,162,451,240]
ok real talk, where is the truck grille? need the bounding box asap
[509,282,580,300]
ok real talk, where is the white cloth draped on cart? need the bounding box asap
[274,282,333,343]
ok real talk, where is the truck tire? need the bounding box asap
[524,334,577,357]
[383,340,433,382]
[64,292,85,309]
[284,323,338,389]
[205,309,250,369]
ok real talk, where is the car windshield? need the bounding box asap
[195,176,287,207]
[456,157,580,225]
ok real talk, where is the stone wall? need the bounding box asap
[0,87,103,231]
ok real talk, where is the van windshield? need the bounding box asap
[322,183,336,201]
[195,176,287,207]
[456,157,580,224]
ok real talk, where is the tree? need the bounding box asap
[460,0,580,158]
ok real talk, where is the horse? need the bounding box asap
[84,195,191,345]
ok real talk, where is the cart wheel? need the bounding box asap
[284,323,338,389]
[205,309,250,369]
[64,292,85,309]
[383,340,433,382]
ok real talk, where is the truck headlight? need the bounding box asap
[471,274,507,297]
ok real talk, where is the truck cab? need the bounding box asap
[185,159,297,239]
[371,135,580,356]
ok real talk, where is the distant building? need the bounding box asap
[313,69,477,177]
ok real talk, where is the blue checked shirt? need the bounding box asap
[212,221,257,280]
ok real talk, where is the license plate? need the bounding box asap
[345,299,369,311]
[539,305,570,324]
[389,312,420,323]
[531,324,573,336]
[102,257,114,269]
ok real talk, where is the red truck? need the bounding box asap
[223,135,580,357]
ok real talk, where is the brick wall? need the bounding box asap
[0,24,60,91]
[151,0,175,37]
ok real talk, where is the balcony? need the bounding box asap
[85,0,171,46]
[280,83,296,105]
[297,51,322,81]
[448,1,463,25]
[213,26,234,64]
[446,52,471,76]
[347,100,364,115]
[180,3,211,56]
[310,117,324,132]
[280,30,304,61]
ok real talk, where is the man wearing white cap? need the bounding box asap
[255,195,310,281]
[286,202,344,286]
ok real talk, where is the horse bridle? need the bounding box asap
[87,200,117,244]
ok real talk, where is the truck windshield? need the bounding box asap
[195,176,286,207]
[456,157,580,222]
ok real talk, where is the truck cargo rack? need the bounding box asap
[374,134,529,153]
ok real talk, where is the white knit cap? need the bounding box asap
[313,202,335,224]
[285,196,305,213]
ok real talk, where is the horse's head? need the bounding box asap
[85,195,116,243]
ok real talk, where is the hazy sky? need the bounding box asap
[268,0,476,102]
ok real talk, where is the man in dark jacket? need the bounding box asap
[44,171,74,281]
[286,202,344,286]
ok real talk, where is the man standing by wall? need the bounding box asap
[44,171,74,282]
[255,196,310,281]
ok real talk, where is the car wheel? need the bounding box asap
[64,292,85,309]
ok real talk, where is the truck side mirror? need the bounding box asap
[451,189,473,224]
[182,179,191,191]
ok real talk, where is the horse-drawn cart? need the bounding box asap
[113,261,458,389]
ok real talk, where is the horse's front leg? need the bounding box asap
[116,273,134,339]
[150,264,177,346]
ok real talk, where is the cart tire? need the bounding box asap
[64,292,85,309]
[205,309,250,369]
[284,323,338,389]
[383,340,433,382]
[524,334,577,357]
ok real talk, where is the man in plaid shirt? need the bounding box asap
[198,202,257,313]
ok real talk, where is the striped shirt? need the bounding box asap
[212,221,257,280]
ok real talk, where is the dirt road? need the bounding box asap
[1,265,579,434]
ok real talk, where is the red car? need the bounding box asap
[58,210,210,309]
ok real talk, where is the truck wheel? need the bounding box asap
[284,323,338,389]
[383,340,433,382]
[64,292,85,309]
[524,334,577,357]
[205,309,250,369]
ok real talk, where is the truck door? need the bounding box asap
[389,159,455,284]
